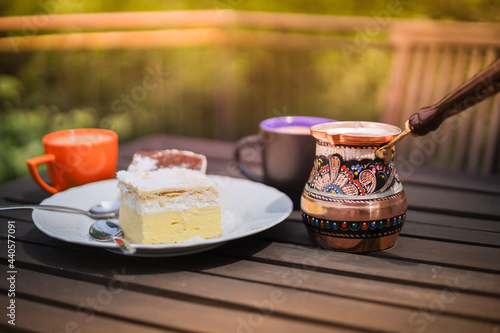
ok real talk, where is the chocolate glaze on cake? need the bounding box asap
[127,149,207,174]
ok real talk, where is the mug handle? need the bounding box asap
[26,154,59,194]
[234,134,264,183]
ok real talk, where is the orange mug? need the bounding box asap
[26,128,118,194]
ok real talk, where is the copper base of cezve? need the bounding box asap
[305,228,401,253]
[301,190,407,253]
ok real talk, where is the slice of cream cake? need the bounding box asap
[116,168,221,244]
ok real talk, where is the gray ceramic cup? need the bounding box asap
[234,116,335,206]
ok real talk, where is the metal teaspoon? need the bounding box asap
[0,200,120,219]
[89,220,136,255]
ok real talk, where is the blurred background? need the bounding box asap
[1,0,499,183]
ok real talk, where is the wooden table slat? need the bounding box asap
[214,239,500,295]
[405,210,500,233]
[1,247,499,333]
[1,222,499,326]
[404,183,500,219]
[255,220,500,271]
[2,207,500,294]
[0,295,173,333]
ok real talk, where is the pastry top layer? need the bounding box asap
[117,167,215,192]
[127,149,207,173]
[117,168,219,213]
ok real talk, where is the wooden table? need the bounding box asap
[1,134,499,333]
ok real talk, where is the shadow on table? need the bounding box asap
[22,226,272,278]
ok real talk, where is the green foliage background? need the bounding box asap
[0,1,498,184]
[2,0,499,21]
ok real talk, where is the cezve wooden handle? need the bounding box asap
[408,59,500,136]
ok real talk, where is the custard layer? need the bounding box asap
[119,201,222,244]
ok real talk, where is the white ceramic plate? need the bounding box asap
[32,175,293,257]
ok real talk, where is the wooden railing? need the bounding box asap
[0,10,392,52]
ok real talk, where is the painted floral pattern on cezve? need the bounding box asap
[307,154,399,196]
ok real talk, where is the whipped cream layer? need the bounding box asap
[116,168,219,214]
